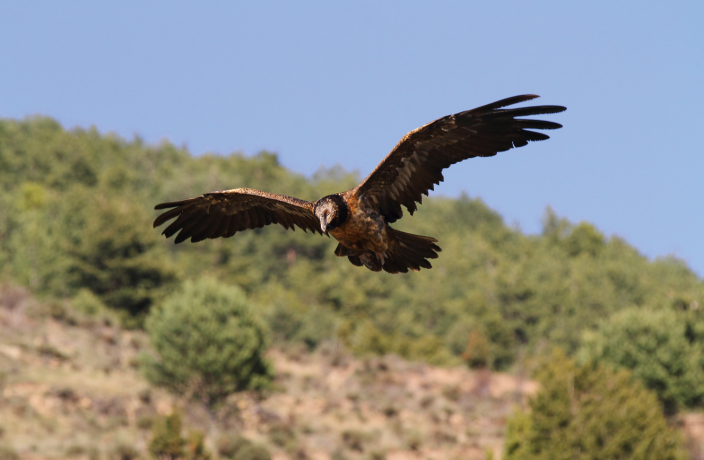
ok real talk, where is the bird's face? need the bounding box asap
[314,198,339,234]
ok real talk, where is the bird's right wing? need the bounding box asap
[153,188,322,243]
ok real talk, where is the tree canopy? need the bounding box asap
[504,351,686,460]
[142,277,273,406]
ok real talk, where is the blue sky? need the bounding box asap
[1,2,702,276]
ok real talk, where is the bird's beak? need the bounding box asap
[320,220,328,235]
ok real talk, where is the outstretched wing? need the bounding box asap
[153,188,322,244]
[353,95,566,222]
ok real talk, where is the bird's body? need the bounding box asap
[154,95,565,273]
[325,193,388,264]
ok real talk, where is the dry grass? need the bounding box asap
[3,285,696,460]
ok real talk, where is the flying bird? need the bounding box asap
[153,95,565,273]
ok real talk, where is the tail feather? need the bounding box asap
[348,253,363,267]
[334,243,364,267]
[334,243,350,257]
[383,228,440,274]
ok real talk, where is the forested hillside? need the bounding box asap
[3,116,704,459]
[1,115,703,371]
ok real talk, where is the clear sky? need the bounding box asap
[1,2,702,276]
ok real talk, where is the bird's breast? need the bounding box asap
[329,200,387,253]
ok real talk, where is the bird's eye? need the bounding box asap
[325,210,329,215]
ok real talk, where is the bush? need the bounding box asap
[108,443,140,460]
[148,413,185,460]
[148,413,211,460]
[0,446,19,460]
[462,329,490,368]
[232,444,271,460]
[268,423,297,450]
[218,435,270,460]
[504,351,686,460]
[142,278,274,406]
[341,430,367,452]
[580,307,704,411]
[185,430,210,460]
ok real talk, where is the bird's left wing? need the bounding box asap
[153,188,322,243]
[352,95,566,222]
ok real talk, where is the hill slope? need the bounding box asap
[1,116,702,369]
[1,285,536,460]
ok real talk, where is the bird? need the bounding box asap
[153,95,565,274]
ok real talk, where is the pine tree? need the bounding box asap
[504,350,686,460]
[142,278,273,407]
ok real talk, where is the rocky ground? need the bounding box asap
[1,285,701,460]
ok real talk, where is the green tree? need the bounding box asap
[61,189,177,327]
[142,278,273,407]
[580,307,704,411]
[563,221,605,257]
[504,351,685,460]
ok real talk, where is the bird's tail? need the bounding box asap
[383,228,441,274]
[333,229,441,273]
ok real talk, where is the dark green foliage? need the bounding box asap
[504,351,686,460]
[580,307,704,411]
[60,190,177,327]
[563,221,605,257]
[0,118,180,327]
[142,278,273,406]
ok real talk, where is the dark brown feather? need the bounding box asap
[153,188,321,244]
[347,254,363,267]
[353,95,566,222]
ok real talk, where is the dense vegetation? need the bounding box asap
[504,351,686,460]
[580,307,704,413]
[1,115,703,402]
[142,277,274,407]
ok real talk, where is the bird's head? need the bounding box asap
[314,194,347,234]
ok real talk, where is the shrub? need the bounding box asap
[341,430,367,452]
[142,278,273,406]
[0,446,19,460]
[136,414,154,430]
[109,443,140,460]
[504,350,686,460]
[580,307,704,411]
[405,430,423,451]
[148,413,185,460]
[218,435,270,460]
[232,444,271,460]
[462,329,490,368]
[268,423,297,450]
[185,430,210,460]
[218,436,248,459]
